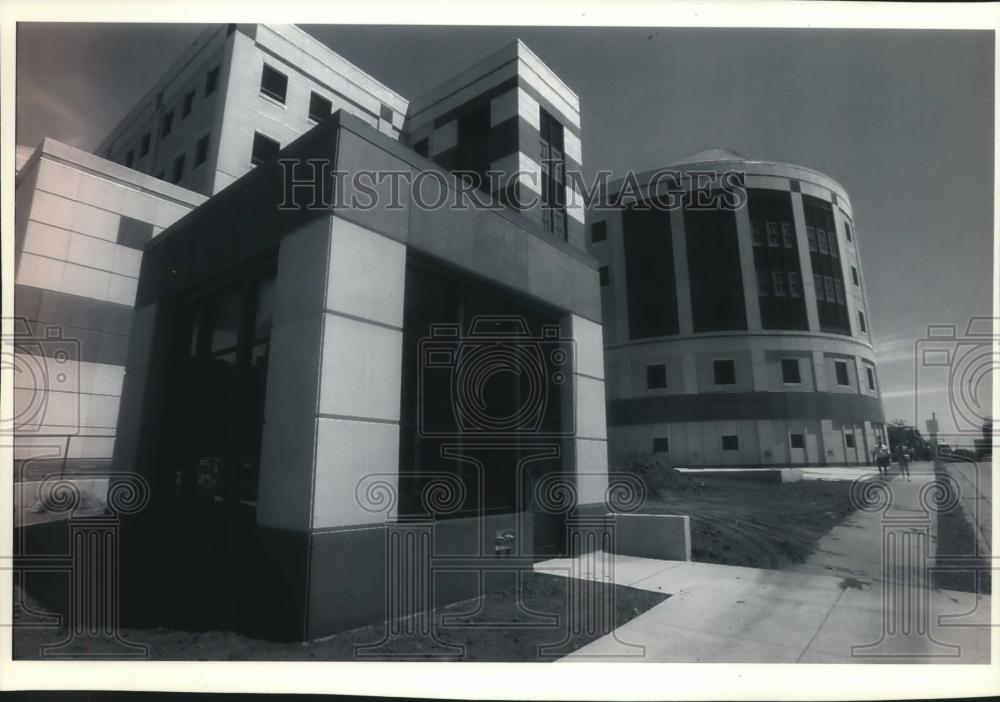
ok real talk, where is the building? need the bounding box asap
[14,24,611,643]
[588,149,885,467]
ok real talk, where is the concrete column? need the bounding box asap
[790,193,820,332]
[669,209,694,335]
[257,215,406,531]
[732,202,762,330]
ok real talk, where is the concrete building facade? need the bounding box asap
[588,149,885,468]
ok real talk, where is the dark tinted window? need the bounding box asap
[722,435,739,451]
[599,265,610,287]
[714,359,736,385]
[790,433,805,449]
[161,110,174,137]
[747,189,808,330]
[835,360,850,386]
[858,310,867,333]
[781,358,801,384]
[540,108,567,239]
[309,92,332,122]
[250,132,280,166]
[139,132,151,157]
[195,135,209,167]
[653,437,670,453]
[204,66,220,97]
[646,363,667,389]
[456,102,491,193]
[866,367,876,391]
[182,90,195,117]
[805,195,851,335]
[260,64,288,103]
[845,434,856,448]
[171,154,185,184]
[623,204,677,338]
[591,220,607,243]
[685,194,746,332]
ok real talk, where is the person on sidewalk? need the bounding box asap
[897,444,912,481]
[875,441,891,478]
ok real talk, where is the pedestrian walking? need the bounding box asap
[898,445,912,480]
[875,441,891,478]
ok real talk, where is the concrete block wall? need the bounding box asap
[13,139,204,470]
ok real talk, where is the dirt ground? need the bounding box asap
[635,466,858,570]
[13,572,666,661]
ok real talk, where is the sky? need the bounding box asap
[15,23,995,439]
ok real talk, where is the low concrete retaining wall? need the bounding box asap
[610,513,691,562]
[677,468,803,483]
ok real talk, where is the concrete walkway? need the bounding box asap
[535,553,990,662]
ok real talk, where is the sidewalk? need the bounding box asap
[535,553,990,662]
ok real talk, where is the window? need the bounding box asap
[624,204,678,338]
[834,279,846,304]
[851,266,860,287]
[828,234,839,258]
[182,90,195,118]
[194,135,209,167]
[817,228,829,254]
[751,221,763,246]
[824,276,836,302]
[653,437,670,453]
[814,274,825,301]
[250,132,280,166]
[757,273,770,296]
[599,265,610,287]
[124,149,134,168]
[781,222,795,248]
[807,225,817,252]
[781,358,801,384]
[787,271,801,298]
[260,64,288,104]
[139,132,151,157]
[540,108,567,239]
[171,154,185,184]
[790,433,805,449]
[204,66,220,97]
[771,271,786,297]
[722,435,739,451]
[845,433,856,448]
[309,91,332,122]
[161,109,174,137]
[866,366,876,391]
[713,359,736,385]
[858,310,867,333]
[591,221,607,243]
[835,360,850,386]
[646,363,667,390]
[844,221,853,242]
[413,138,429,157]
[766,222,780,247]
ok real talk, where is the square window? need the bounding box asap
[171,154,185,184]
[195,135,209,167]
[866,366,876,391]
[139,132,151,157]
[250,132,280,166]
[790,433,805,449]
[713,359,736,385]
[835,360,850,386]
[260,64,288,104]
[771,271,786,297]
[722,434,739,451]
[205,66,220,97]
[309,91,332,122]
[766,222,780,247]
[813,274,825,301]
[858,310,867,333]
[845,433,856,448]
[591,220,607,243]
[787,271,801,298]
[751,221,763,246]
[599,265,610,287]
[653,437,670,453]
[124,149,134,168]
[161,109,174,137]
[182,90,195,117]
[806,225,817,251]
[781,222,795,248]
[781,358,802,384]
[646,363,667,390]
